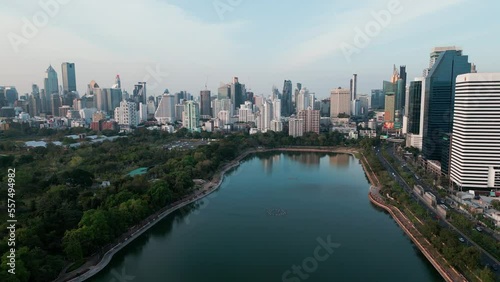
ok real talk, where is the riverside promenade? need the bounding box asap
[59,150,256,282]
[361,155,467,282]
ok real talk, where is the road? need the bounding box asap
[374,145,500,276]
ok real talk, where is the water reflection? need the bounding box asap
[329,154,351,168]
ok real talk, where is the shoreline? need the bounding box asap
[360,154,467,282]
[59,147,359,281]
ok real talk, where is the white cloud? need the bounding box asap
[0,0,246,94]
[276,0,466,71]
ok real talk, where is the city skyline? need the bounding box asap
[1,0,498,97]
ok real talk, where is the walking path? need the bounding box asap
[58,150,255,282]
[361,154,467,282]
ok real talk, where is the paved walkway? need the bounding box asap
[361,154,467,282]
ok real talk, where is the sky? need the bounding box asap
[1,0,499,99]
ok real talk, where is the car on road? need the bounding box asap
[476,226,483,232]
[458,237,465,243]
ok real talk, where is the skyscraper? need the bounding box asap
[44,65,59,114]
[282,80,293,117]
[450,73,500,190]
[183,101,200,132]
[133,82,147,104]
[218,84,231,100]
[399,65,407,112]
[61,62,76,93]
[230,77,245,112]
[407,79,423,135]
[115,75,121,89]
[351,74,358,101]
[330,88,351,118]
[422,48,471,172]
[200,90,212,117]
[155,94,176,124]
[296,88,310,112]
[371,89,384,109]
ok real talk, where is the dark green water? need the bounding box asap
[90,152,442,282]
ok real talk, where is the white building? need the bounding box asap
[217,110,231,128]
[139,103,147,124]
[155,94,176,124]
[270,120,283,132]
[213,99,233,118]
[182,101,200,132]
[289,118,304,137]
[238,102,254,123]
[450,73,500,190]
[296,88,310,112]
[330,88,351,118]
[114,100,138,128]
[406,77,426,150]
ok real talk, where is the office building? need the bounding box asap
[230,77,245,112]
[61,62,76,93]
[239,102,254,123]
[133,82,147,104]
[213,98,233,118]
[371,89,384,110]
[351,74,358,101]
[200,90,212,117]
[51,94,61,116]
[282,80,293,117]
[422,48,471,173]
[155,94,176,124]
[218,84,231,100]
[450,73,500,190]
[330,87,351,118]
[44,65,59,114]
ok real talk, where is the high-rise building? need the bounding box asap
[155,94,176,124]
[51,94,61,116]
[282,80,293,117]
[44,65,59,95]
[289,118,305,137]
[218,84,231,100]
[298,108,320,134]
[183,101,200,132]
[296,88,310,112]
[61,62,76,93]
[115,100,139,129]
[450,73,500,190]
[351,74,358,101]
[422,48,471,172]
[273,99,281,121]
[407,79,423,135]
[133,82,147,104]
[371,89,384,109]
[44,65,59,114]
[423,46,462,77]
[230,77,245,112]
[330,87,350,118]
[4,87,18,106]
[200,90,212,117]
[213,99,233,118]
[239,102,254,123]
[115,75,121,89]
[399,66,407,112]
